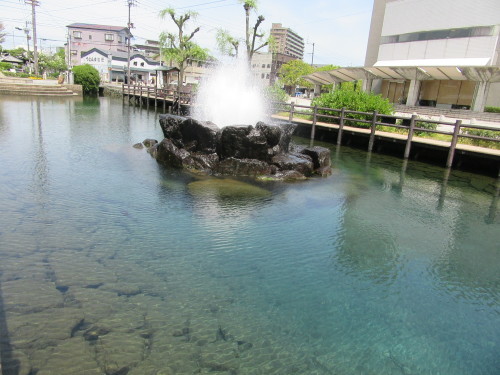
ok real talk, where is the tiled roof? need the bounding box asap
[67,23,127,32]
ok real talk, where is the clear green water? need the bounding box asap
[0,96,498,375]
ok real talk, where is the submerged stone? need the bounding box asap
[188,178,271,198]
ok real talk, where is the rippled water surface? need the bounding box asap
[0,96,499,375]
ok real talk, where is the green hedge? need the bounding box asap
[484,106,500,113]
[312,88,394,128]
[73,64,100,95]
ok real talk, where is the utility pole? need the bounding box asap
[25,0,40,76]
[310,42,315,66]
[126,0,137,84]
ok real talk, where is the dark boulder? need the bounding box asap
[300,146,331,169]
[153,138,192,168]
[180,118,219,153]
[215,157,272,177]
[148,115,331,180]
[217,125,269,161]
[159,114,184,142]
[272,153,314,176]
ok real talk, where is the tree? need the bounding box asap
[279,59,315,93]
[0,23,6,46]
[159,7,209,103]
[73,64,100,95]
[216,29,239,58]
[215,1,268,62]
[239,0,268,62]
[39,49,67,78]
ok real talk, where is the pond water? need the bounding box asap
[0,96,498,375]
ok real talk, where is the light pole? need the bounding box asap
[16,23,31,53]
[309,42,315,66]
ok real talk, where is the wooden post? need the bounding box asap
[146,87,150,109]
[337,107,345,146]
[133,85,136,105]
[368,110,378,152]
[310,105,318,146]
[163,91,166,113]
[404,114,417,159]
[289,102,295,121]
[154,87,157,108]
[446,119,462,168]
[139,86,143,107]
[122,83,125,103]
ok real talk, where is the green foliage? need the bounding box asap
[264,82,288,110]
[159,7,209,93]
[0,62,13,71]
[312,88,393,128]
[39,49,67,76]
[3,47,28,61]
[279,60,315,89]
[413,121,438,136]
[216,29,239,57]
[73,64,100,95]
[485,106,500,113]
[460,127,500,149]
[2,71,35,78]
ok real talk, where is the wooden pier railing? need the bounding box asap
[273,101,500,169]
[122,83,192,113]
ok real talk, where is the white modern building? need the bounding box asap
[305,0,500,112]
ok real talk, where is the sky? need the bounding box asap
[0,0,374,66]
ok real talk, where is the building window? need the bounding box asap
[133,61,137,66]
[88,35,92,40]
[198,61,203,67]
[261,73,265,78]
[140,62,144,67]
[72,31,82,39]
[71,50,77,55]
[267,64,271,68]
[105,34,114,41]
[266,74,270,79]
[262,64,265,68]
[118,35,123,43]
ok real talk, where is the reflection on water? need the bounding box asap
[0,96,498,375]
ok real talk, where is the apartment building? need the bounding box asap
[251,52,297,86]
[269,23,305,60]
[66,23,132,67]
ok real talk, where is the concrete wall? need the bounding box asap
[378,36,499,62]
[382,0,500,35]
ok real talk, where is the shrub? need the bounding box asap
[414,120,438,135]
[0,62,13,71]
[485,106,500,113]
[460,127,500,149]
[264,82,288,112]
[312,88,393,128]
[73,64,100,95]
